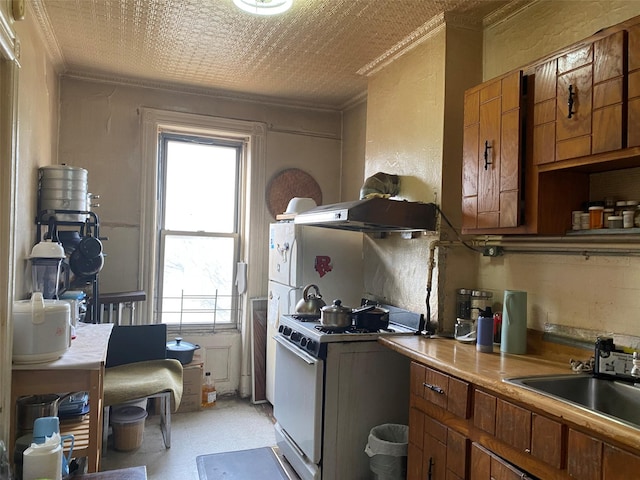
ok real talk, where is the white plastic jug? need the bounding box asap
[22,433,62,480]
[500,290,527,354]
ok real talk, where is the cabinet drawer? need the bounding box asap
[531,412,564,469]
[496,398,532,453]
[410,362,470,418]
[473,389,496,435]
[567,429,602,480]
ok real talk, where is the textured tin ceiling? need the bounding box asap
[31,0,525,109]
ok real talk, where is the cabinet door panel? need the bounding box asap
[499,190,519,228]
[496,399,531,453]
[629,70,640,99]
[629,96,640,147]
[409,407,424,449]
[558,44,593,74]
[470,443,491,480]
[407,442,423,480]
[593,77,623,109]
[603,443,640,479]
[464,89,480,127]
[594,30,625,84]
[535,60,557,103]
[629,24,640,72]
[491,456,527,480]
[556,64,592,142]
[502,71,521,112]
[533,122,556,165]
[463,124,479,198]
[446,428,467,479]
[477,212,500,229]
[500,109,521,193]
[424,415,447,445]
[531,412,564,469]
[592,104,623,154]
[424,434,447,480]
[473,389,496,435]
[462,196,478,230]
[480,79,501,104]
[478,98,501,213]
[556,135,591,161]
[411,361,427,398]
[447,376,470,419]
[534,98,556,124]
[567,429,602,480]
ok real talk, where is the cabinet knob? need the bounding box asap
[524,448,531,454]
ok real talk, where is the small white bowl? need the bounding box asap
[285,197,317,214]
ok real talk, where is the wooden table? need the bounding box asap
[11,322,114,473]
[73,465,147,479]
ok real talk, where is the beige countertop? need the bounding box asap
[379,334,640,453]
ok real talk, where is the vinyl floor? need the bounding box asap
[100,396,297,480]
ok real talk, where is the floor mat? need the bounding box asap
[196,446,290,480]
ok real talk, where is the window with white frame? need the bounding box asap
[157,133,243,329]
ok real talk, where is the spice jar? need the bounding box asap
[588,206,604,229]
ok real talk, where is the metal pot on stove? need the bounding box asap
[320,300,376,329]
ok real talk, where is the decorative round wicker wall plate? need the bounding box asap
[266,168,322,218]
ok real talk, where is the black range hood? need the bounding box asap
[293,197,438,233]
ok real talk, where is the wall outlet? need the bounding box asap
[483,246,504,257]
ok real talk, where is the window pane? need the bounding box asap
[161,235,236,324]
[165,140,238,233]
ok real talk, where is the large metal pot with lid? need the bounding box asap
[320,300,375,329]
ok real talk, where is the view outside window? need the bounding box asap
[158,136,241,327]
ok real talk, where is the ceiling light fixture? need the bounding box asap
[233,0,293,16]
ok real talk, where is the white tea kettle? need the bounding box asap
[13,292,70,364]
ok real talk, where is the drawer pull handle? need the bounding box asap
[423,382,444,394]
[483,140,493,170]
[567,84,575,118]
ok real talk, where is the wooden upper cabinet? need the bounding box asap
[628,23,640,147]
[534,31,627,164]
[462,70,524,233]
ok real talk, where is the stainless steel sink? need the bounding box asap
[504,374,640,429]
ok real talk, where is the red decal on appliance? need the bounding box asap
[315,256,333,278]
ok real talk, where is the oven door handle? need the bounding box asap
[274,334,319,365]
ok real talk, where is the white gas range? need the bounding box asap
[273,303,423,480]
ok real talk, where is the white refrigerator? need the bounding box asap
[266,222,364,404]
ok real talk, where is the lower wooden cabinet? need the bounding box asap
[409,361,640,480]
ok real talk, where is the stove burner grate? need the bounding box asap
[291,314,321,322]
[314,325,382,335]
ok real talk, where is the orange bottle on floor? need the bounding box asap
[202,371,217,407]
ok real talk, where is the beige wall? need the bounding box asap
[476,1,640,341]
[359,1,640,341]
[0,1,59,443]
[362,22,484,329]
[13,9,60,299]
[484,0,640,80]
[58,78,343,296]
[341,100,367,201]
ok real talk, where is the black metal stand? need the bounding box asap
[36,209,102,323]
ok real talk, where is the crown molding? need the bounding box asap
[357,1,535,78]
[30,0,65,70]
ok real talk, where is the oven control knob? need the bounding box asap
[291,331,301,342]
[306,340,316,351]
[300,337,307,347]
[283,326,292,336]
[278,325,284,333]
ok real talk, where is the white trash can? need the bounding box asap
[365,423,408,480]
